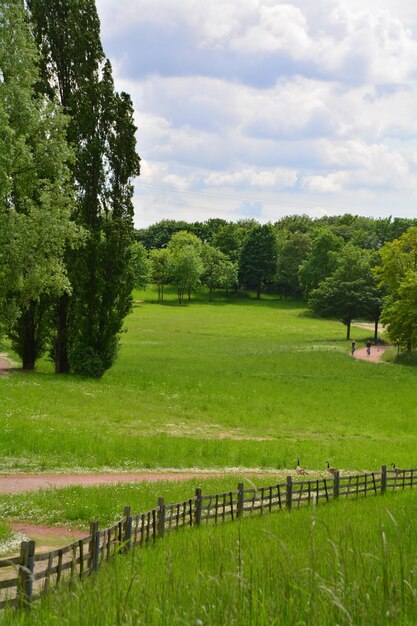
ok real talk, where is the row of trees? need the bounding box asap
[137,217,417,348]
[0,0,139,376]
[134,232,238,303]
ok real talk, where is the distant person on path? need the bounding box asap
[376,337,381,351]
[366,340,371,356]
[351,340,356,355]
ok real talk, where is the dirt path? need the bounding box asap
[352,345,389,363]
[0,470,275,553]
[0,354,12,376]
[0,470,278,494]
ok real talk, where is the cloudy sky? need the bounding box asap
[95,0,417,228]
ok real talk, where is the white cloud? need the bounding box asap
[96,0,417,225]
[193,1,417,84]
[97,0,417,85]
[227,4,311,56]
[205,167,297,189]
[304,142,417,192]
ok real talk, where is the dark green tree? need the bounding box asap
[212,222,249,264]
[136,219,190,250]
[299,228,343,296]
[309,245,382,340]
[28,0,140,376]
[238,224,278,299]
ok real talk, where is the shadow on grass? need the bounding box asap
[387,350,417,367]
[139,290,307,310]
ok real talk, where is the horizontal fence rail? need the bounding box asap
[0,464,416,611]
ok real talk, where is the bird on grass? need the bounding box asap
[296,458,308,475]
[326,461,338,475]
[391,463,402,476]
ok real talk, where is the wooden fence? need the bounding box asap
[0,464,415,611]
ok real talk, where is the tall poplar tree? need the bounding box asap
[0,0,80,368]
[28,0,140,376]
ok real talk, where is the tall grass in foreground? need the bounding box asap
[4,491,417,625]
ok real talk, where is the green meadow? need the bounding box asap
[1,288,417,625]
[0,287,416,473]
[3,490,417,626]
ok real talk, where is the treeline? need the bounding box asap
[0,0,139,376]
[136,215,417,349]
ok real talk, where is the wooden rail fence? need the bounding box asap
[0,464,415,610]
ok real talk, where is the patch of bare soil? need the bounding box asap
[9,523,84,538]
[9,523,85,551]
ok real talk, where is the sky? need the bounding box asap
[95,0,417,228]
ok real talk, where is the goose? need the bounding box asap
[296,458,308,475]
[391,463,402,476]
[326,461,337,475]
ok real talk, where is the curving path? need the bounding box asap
[0,470,279,495]
[352,345,390,363]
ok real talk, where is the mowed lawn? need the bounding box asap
[0,288,416,472]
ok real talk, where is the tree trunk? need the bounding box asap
[21,302,36,370]
[346,319,351,340]
[256,287,261,299]
[374,318,379,341]
[161,285,164,302]
[55,294,70,374]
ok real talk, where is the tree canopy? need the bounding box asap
[28,0,140,376]
[0,0,82,367]
[238,224,278,299]
[375,228,417,351]
[309,245,382,340]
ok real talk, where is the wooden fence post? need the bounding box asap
[157,498,166,538]
[195,488,203,527]
[124,506,133,551]
[381,464,387,494]
[333,471,340,499]
[18,540,35,609]
[237,483,244,518]
[89,521,100,573]
[286,476,293,511]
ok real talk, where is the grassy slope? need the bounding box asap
[0,287,416,472]
[4,490,417,625]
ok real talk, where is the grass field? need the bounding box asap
[3,489,417,625]
[0,287,416,473]
[1,288,416,624]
